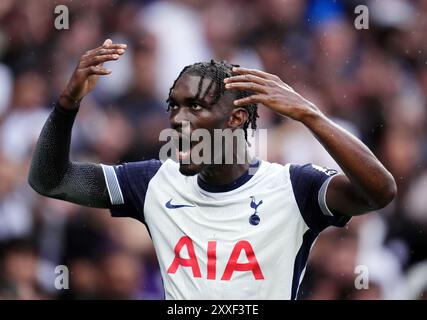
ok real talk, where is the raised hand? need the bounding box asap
[59,39,127,109]
[224,67,319,122]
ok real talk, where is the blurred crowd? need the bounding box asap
[0,0,426,300]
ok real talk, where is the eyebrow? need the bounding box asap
[169,95,209,106]
[187,96,209,106]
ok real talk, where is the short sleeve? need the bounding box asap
[101,159,162,223]
[289,164,351,233]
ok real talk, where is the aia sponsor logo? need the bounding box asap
[167,236,264,280]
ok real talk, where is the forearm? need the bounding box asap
[223,67,396,214]
[301,109,396,212]
[28,103,110,208]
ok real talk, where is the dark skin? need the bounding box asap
[224,68,397,215]
[168,73,250,183]
[60,39,397,216]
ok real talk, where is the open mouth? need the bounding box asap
[174,135,200,163]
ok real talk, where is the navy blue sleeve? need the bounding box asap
[105,159,162,223]
[289,164,351,233]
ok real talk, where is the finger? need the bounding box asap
[85,40,127,55]
[103,38,113,46]
[84,46,127,59]
[233,95,267,106]
[225,82,268,94]
[82,65,112,75]
[232,67,280,82]
[80,54,120,68]
[224,74,267,85]
[282,82,294,91]
[84,48,126,58]
[102,43,127,50]
[102,38,127,49]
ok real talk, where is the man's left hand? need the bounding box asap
[224,67,320,122]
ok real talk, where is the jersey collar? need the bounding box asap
[196,160,261,193]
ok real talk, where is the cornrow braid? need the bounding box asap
[167,60,259,140]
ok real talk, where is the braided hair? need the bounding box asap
[167,60,259,140]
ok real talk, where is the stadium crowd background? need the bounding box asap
[0,0,426,299]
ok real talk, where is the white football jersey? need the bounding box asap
[101,159,350,300]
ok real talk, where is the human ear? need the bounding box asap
[228,108,249,129]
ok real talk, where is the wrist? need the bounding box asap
[297,102,324,125]
[58,92,81,110]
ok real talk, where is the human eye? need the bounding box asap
[190,103,202,111]
[169,104,179,111]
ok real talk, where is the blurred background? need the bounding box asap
[0,0,426,300]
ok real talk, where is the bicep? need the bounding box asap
[289,164,351,232]
[326,174,375,216]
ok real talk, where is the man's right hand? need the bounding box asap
[59,39,127,110]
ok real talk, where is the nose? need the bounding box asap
[170,107,190,131]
